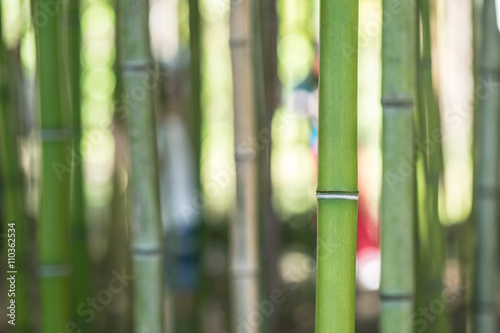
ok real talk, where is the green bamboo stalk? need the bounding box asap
[66,0,91,330]
[106,17,132,329]
[185,1,203,331]
[315,0,358,331]
[379,0,416,331]
[415,0,448,331]
[468,0,481,331]
[117,0,164,330]
[257,0,279,114]
[472,0,500,331]
[188,0,202,176]
[0,25,31,333]
[33,0,73,329]
[106,116,133,333]
[229,0,260,331]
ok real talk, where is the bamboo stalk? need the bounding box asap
[0,26,31,333]
[106,17,132,329]
[106,115,133,333]
[229,0,260,331]
[66,0,91,330]
[315,0,358,331]
[188,0,201,175]
[117,0,164,330]
[472,0,500,331]
[253,0,279,332]
[33,0,73,329]
[184,0,203,331]
[379,0,416,331]
[415,0,448,331]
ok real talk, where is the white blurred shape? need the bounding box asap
[150,0,179,62]
[357,247,381,291]
[279,251,315,284]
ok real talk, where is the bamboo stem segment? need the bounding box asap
[33,0,73,329]
[66,0,91,330]
[473,0,500,331]
[117,0,164,330]
[380,0,416,331]
[415,0,448,331]
[0,17,31,331]
[315,0,359,332]
[229,0,260,331]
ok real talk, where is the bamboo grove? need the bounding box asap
[0,0,499,332]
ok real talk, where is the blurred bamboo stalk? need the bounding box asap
[105,12,133,329]
[379,0,416,331]
[33,0,73,329]
[229,0,260,331]
[0,21,31,333]
[253,0,280,331]
[415,0,448,332]
[117,0,164,329]
[186,0,203,330]
[106,114,133,333]
[472,0,500,331]
[66,0,91,330]
[315,0,358,331]
[188,0,202,174]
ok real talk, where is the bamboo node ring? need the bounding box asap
[229,38,247,48]
[39,264,73,277]
[40,128,73,142]
[133,247,162,256]
[316,192,359,200]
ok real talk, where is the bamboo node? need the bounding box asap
[230,266,258,277]
[479,68,500,83]
[40,128,73,142]
[229,38,248,48]
[39,264,73,277]
[121,61,153,72]
[381,98,414,109]
[379,293,414,302]
[133,247,163,256]
[316,191,359,200]
[474,185,500,199]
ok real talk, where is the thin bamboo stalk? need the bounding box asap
[188,0,201,176]
[229,0,260,331]
[106,115,132,333]
[380,0,416,331]
[253,0,279,332]
[33,0,73,329]
[415,0,448,331]
[472,0,500,331]
[184,1,203,331]
[257,0,279,114]
[0,26,31,333]
[315,0,358,331]
[106,19,132,330]
[465,1,481,331]
[117,0,164,330]
[66,0,91,330]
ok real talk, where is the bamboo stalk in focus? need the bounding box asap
[315,0,359,331]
